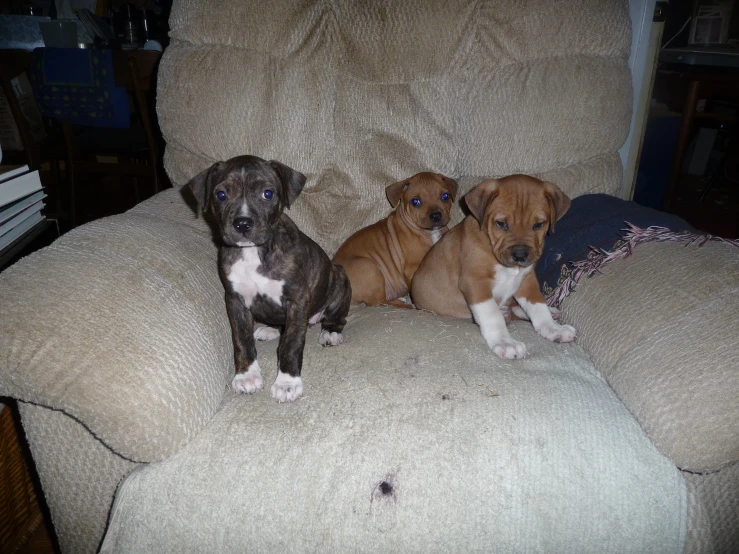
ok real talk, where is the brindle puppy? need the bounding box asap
[187,155,351,402]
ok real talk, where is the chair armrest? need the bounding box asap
[0,189,231,463]
[561,240,739,472]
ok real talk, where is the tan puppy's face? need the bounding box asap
[464,175,571,268]
[386,172,459,231]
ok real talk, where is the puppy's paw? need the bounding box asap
[318,330,343,347]
[537,321,576,343]
[489,338,528,359]
[270,371,303,403]
[232,362,264,394]
[254,326,280,341]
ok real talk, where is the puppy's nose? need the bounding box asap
[233,217,253,233]
[511,246,529,263]
[429,211,442,223]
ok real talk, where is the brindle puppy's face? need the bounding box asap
[186,155,306,247]
[464,175,571,268]
[385,172,459,231]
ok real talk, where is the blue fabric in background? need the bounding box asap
[28,47,130,129]
[535,194,692,296]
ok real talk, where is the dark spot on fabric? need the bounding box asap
[379,481,393,496]
[441,394,450,400]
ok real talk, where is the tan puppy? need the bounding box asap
[411,174,576,359]
[333,172,458,308]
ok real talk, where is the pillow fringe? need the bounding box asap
[546,223,739,309]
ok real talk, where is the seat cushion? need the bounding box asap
[102,307,686,553]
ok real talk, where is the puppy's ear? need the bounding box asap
[542,181,571,233]
[438,174,459,201]
[270,160,306,208]
[464,180,499,226]
[386,179,409,208]
[186,162,223,211]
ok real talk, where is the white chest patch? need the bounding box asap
[227,248,284,308]
[431,229,442,245]
[492,264,532,306]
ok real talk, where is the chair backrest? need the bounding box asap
[157,0,634,255]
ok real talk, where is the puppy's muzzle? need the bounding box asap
[430,211,443,224]
[233,217,253,234]
[510,245,531,265]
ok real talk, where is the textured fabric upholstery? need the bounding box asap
[101,307,686,554]
[0,189,231,462]
[684,463,739,554]
[560,241,739,473]
[18,402,137,554]
[5,0,736,552]
[157,0,632,255]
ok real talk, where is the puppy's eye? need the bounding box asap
[533,221,545,231]
[216,190,227,201]
[263,189,274,200]
[496,220,508,231]
[411,197,421,207]
[441,193,450,201]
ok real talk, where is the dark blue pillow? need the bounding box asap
[535,194,691,298]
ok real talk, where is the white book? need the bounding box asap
[0,210,44,251]
[0,198,45,238]
[0,190,46,226]
[0,167,43,209]
[0,165,30,183]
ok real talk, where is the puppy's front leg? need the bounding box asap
[226,293,264,394]
[515,272,576,344]
[271,301,309,403]
[462,280,527,359]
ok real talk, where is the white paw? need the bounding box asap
[489,338,528,359]
[254,326,280,341]
[318,330,343,346]
[536,321,577,343]
[232,362,264,394]
[270,371,303,403]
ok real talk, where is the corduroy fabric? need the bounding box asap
[18,402,137,554]
[560,241,739,473]
[157,0,632,255]
[102,307,686,554]
[0,189,232,463]
[684,463,739,554]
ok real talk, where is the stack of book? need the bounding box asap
[0,165,46,253]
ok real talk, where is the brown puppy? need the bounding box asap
[411,174,576,359]
[333,172,458,308]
